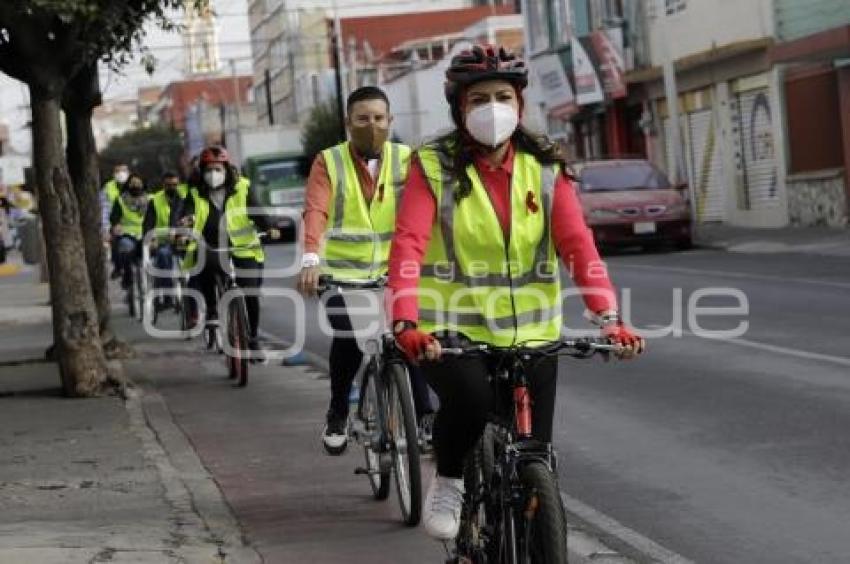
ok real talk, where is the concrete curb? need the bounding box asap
[562,493,694,564]
[122,365,263,564]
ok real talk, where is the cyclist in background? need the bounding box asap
[296,86,435,455]
[143,171,185,309]
[178,146,279,350]
[386,45,646,540]
[109,172,148,292]
[104,163,130,279]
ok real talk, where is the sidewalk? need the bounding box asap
[697,223,850,256]
[0,260,258,563]
[0,254,660,563]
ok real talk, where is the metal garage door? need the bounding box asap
[684,109,725,222]
[730,88,779,211]
[663,108,725,222]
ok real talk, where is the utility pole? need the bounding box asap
[264,69,274,125]
[660,5,697,236]
[330,2,347,143]
[229,59,243,166]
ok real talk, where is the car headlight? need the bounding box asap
[667,203,689,216]
[589,208,621,219]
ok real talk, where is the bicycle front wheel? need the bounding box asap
[518,462,568,564]
[386,361,422,526]
[227,295,249,387]
[362,362,390,500]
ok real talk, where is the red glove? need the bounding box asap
[602,321,646,358]
[395,327,438,363]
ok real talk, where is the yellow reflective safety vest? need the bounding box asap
[415,145,562,346]
[116,194,147,239]
[182,177,264,269]
[321,141,411,280]
[150,190,182,241]
[104,179,121,205]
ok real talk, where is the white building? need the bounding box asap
[638,0,787,227]
[380,13,525,145]
[247,0,486,126]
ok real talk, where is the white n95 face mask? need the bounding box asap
[114,171,129,184]
[464,102,519,148]
[204,170,226,189]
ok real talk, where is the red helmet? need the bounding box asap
[199,145,230,167]
[444,44,528,104]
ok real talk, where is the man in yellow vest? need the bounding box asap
[104,163,129,279]
[143,171,185,309]
[109,172,148,290]
[297,86,434,454]
[177,146,279,348]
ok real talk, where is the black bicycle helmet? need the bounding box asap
[444,44,528,104]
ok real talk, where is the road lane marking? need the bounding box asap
[613,263,850,290]
[646,325,850,368]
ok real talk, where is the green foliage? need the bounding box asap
[100,125,183,187]
[0,1,208,77]
[300,99,345,163]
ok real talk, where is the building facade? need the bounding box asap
[246,0,497,126]
[771,0,850,227]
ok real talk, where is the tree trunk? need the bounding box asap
[31,90,108,397]
[62,65,114,345]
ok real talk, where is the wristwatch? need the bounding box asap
[301,252,320,268]
[393,320,417,335]
[586,309,620,327]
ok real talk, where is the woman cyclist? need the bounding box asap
[386,45,646,540]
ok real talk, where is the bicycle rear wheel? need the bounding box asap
[126,266,136,319]
[362,361,390,500]
[227,295,249,387]
[518,462,568,564]
[386,362,422,526]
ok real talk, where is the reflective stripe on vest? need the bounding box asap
[117,195,146,238]
[416,146,562,346]
[182,180,264,269]
[321,141,410,280]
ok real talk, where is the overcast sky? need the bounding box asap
[0,0,252,154]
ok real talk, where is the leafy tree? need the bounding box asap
[101,125,184,186]
[301,99,345,164]
[0,1,199,396]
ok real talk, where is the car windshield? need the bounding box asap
[257,161,302,185]
[579,162,672,191]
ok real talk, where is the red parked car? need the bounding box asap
[573,159,692,251]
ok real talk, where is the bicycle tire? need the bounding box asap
[386,362,422,526]
[456,435,489,563]
[133,263,144,322]
[126,264,136,319]
[518,462,568,564]
[362,361,390,500]
[228,295,249,387]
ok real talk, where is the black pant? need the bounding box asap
[420,340,557,478]
[325,294,434,420]
[189,256,263,338]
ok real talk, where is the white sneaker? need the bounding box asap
[423,474,465,540]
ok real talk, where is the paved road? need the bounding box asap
[258,243,850,563]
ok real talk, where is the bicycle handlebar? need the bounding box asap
[441,337,622,359]
[316,275,387,296]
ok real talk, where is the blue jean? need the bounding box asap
[153,244,174,289]
[116,235,140,284]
